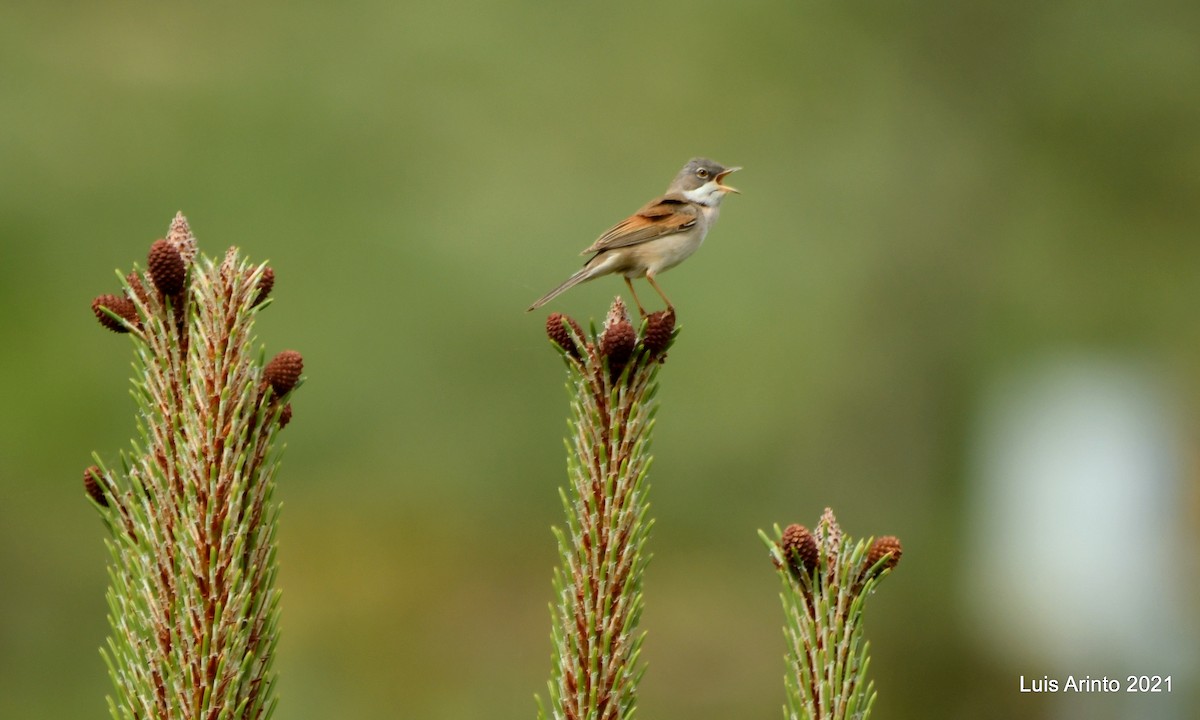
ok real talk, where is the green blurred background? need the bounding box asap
[2,1,1198,718]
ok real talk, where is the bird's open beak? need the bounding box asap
[716,166,741,194]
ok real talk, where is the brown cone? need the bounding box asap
[264,350,304,395]
[600,318,636,375]
[253,266,275,307]
[781,523,819,577]
[126,271,150,306]
[641,308,676,357]
[148,238,187,296]
[865,535,902,574]
[279,403,293,429]
[83,465,109,507]
[546,313,585,360]
[92,294,138,333]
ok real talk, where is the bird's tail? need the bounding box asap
[527,267,593,312]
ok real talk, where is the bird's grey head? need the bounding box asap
[669,157,741,205]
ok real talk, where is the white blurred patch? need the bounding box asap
[965,355,1193,696]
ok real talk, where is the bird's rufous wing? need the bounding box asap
[581,194,699,255]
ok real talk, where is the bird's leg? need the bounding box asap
[624,277,649,317]
[644,272,674,313]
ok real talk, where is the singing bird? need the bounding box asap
[527,157,740,315]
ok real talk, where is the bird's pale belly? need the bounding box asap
[618,227,708,278]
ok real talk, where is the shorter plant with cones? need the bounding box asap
[762,509,903,720]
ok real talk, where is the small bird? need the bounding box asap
[527,157,740,315]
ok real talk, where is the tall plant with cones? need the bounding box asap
[85,213,301,720]
[536,298,677,720]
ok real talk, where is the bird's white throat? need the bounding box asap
[681,180,729,207]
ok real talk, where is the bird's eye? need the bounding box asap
[696,168,710,179]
